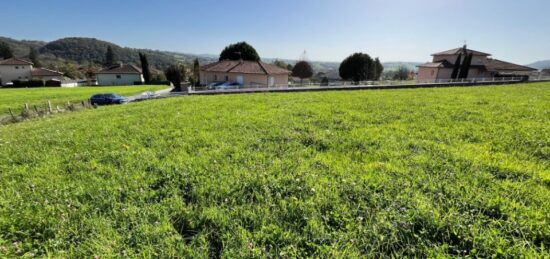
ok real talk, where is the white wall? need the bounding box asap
[97,73,144,86]
[0,65,32,85]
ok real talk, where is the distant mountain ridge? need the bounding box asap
[526,60,550,70]
[1,36,424,78]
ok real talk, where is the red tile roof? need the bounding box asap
[31,67,64,77]
[97,64,142,74]
[432,48,491,56]
[0,57,33,65]
[201,60,290,75]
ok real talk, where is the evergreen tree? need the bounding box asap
[292,61,314,85]
[0,41,14,59]
[104,46,116,67]
[450,53,462,79]
[192,58,200,86]
[28,47,41,67]
[165,64,186,91]
[219,42,260,61]
[139,52,152,83]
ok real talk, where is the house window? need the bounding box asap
[22,66,25,69]
[431,70,435,76]
[214,75,218,81]
[225,76,229,81]
[116,75,121,79]
[15,66,19,69]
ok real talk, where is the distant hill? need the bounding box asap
[0,36,46,58]
[0,36,423,79]
[0,36,214,71]
[526,60,550,70]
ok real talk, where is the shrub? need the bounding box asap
[28,80,45,87]
[12,80,28,88]
[45,80,62,87]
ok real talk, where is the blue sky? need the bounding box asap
[1,0,549,64]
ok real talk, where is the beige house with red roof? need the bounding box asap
[200,60,290,87]
[417,47,536,82]
[96,64,144,86]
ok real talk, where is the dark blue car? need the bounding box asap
[90,93,128,105]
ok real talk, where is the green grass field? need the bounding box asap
[0,85,169,114]
[0,83,548,257]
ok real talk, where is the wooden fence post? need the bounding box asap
[8,108,16,121]
[48,101,53,113]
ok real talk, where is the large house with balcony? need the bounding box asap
[417,46,536,82]
[200,60,290,87]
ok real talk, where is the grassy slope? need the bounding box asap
[0,83,548,257]
[0,85,169,114]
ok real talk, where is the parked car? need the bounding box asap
[216,82,241,90]
[207,81,226,90]
[139,91,157,99]
[90,93,128,105]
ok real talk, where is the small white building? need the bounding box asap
[0,58,33,85]
[96,64,144,86]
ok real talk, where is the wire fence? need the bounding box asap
[190,76,541,93]
[0,100,95,125]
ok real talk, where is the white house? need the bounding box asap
[0,58,33,85]
[96,64,144,86]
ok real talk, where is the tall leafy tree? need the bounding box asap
[273,60,289,70]
[28,47,41,67]
[165,64,186,91]
[139,52,152,84]
[339,53,374,84]
[0,41,14,59]
[292,61,314,85]
[219,42,260,61]
[104,46,116,67]
[394,65,411,80]
[450,53,462,79]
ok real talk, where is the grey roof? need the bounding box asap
[97,64,142,74]
[432,47,491,56]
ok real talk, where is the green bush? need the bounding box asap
[45,80,62,87]
[28,80,45,87]
[12,80,28,88]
